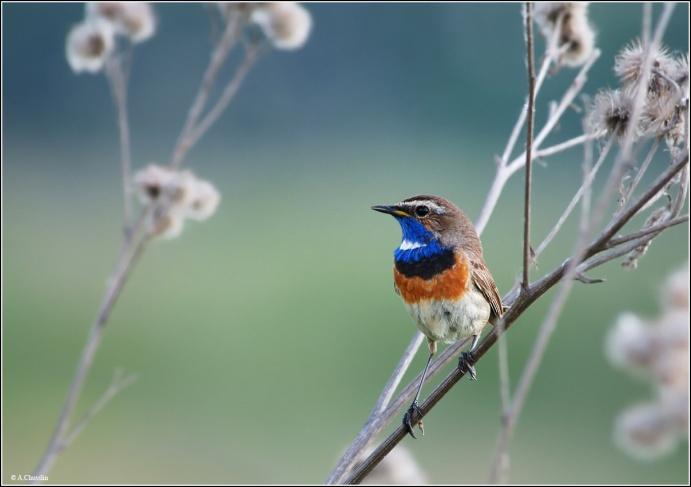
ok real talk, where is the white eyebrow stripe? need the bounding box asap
[399,240,426,251]
[397,200,446,213]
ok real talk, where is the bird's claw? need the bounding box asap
[403,401,424,439]
[458,351,478,380]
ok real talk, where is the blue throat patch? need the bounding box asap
[393,217,448,263]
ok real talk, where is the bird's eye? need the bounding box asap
[414,205,430,217]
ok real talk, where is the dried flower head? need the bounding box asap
[86,2,156,43]
[614,402,678,461]
[147,211,185,239]
[533,3,594,68]
[606,312,654,370]
[662,265,689,310]
[184,179,221,221]
[65,18,115,74]
[133,164,179,204]
[133,165,221,239]
[614,41,676,96]
[606,262,689,460]
[251,2,312,50]
[557,7,595,67]
[533,2,587,36]
[640,94,686,143]
[588,89,635,138]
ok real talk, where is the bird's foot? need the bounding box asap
[402,401,424,439]
[458,351,477,380]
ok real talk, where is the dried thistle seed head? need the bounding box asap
[65,18,115,74]
[588,89,635,138]
[640,94,685,142]
[614,40,676,96]
[663,264,689,310]
[184,179,221,222]
[606,312,655,370]
[86,2,156,43]
[251,2,312,50]
[133,164,178,203]
[533,2,588,36]
[147,211,185,239]
[557,8,595,67]
[614,402,679,460]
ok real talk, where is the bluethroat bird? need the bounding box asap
[372,195,503,438]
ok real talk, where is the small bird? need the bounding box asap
[372,195,503,438]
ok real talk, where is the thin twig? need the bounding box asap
[621,139,660,208]
[534,135,616,259]
[32,230,149,480]
[476,49,601,235]
[606,214,688,248]
[490,105,595,484]
[105,54,133,232]
[181,42,262,163]
[522,2,536,291]
[325,332,425,484]
[169,12,244,168]
[60,370,138,450]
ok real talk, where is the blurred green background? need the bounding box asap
[3,2,689,484]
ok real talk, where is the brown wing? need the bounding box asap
[470,258,503,323]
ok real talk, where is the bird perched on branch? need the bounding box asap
[372,195,503,438]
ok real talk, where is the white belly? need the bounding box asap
[403,286,491,344]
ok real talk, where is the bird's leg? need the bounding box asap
[458,334,480,380]
[403,340,436,439]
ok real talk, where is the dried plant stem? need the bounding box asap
[522,2,536,291]
[60,370,138,450]
[325,332,425,484]
[622,139,660,207]
[105,55,133,231]
[32,230,148,480]
[487,9,676,479]
[534,135,616,259]
[345,152,688,485]
[606,214,689,248]
[169,13,244,168]
[476,49,601,235]
[183,42,262,157]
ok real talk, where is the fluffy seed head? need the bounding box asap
[86,2,156,43]
[134,164,179,204]
[184,179,221,222]
[65,18,115,73]
[557,7,595,67]
[614,41,676,96]
[662,264,689,310]
[147,211,185,239]
[251,2,312,50]
[640,94,686,143]
[614,402,679,461]
[133,165,221,239]
[606,312,654,370]
[588,89,635,138]
[533,2,588,36]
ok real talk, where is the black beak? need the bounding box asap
[371,205,409,217]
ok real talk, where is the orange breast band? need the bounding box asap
[394,253,469,303]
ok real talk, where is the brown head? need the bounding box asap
[372,194,484,258]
